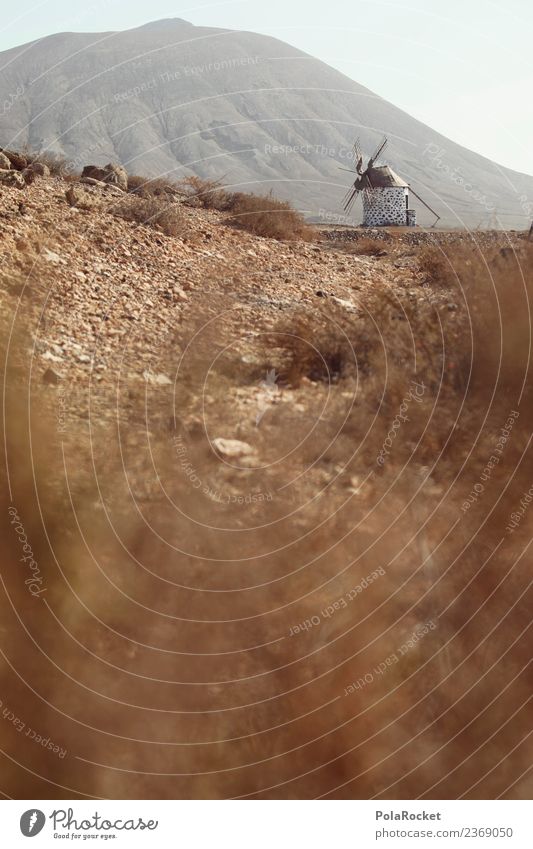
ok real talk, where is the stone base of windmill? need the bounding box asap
[362,187,408,227]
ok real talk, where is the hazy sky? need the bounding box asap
[1,0,532,174]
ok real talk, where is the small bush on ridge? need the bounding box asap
[112,195,185,236]
[227,192,314,241]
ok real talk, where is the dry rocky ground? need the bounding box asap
[0,171,446,503]
[1,165,532,800]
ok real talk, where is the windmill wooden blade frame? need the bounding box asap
[368,136,388,168]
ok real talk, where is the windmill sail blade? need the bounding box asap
[342,187,354,207]
[342,182,355,205]
[353,137,364,173]
[343,191,356,212]
[346,195,359,214]
[343,186,360,213]
[368,136,388,168]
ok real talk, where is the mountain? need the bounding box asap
[0,17,531,228]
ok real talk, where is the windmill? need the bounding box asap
[341,136,441,227]
[342,136,389,215]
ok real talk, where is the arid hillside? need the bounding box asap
[1,161,532,799]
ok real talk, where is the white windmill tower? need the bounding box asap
[342,137,440,227]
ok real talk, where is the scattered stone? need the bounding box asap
[0,169,26,189]
[143,371,173,386]
[1,150,27,170]
[82,163,128,191]
[0,151,11,170]
[43,249,65,265]
[42,350,64,363]
[103,163,128,191]
[80,176,106,187]
[78,177,123,197]
[81,165,106,181]
[212,438,255,459]
[332,295,357,312]
[103,183,125,197]
[65,185,100,210]
[28,162,51,178]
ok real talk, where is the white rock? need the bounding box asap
[332,296,357,312]
[143,371,172,386]
[212,438,255,458]
[43,249,65,265]
[42,350,64,363]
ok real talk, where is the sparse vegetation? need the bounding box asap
[127,175,182,198]
[418,244,458,286]
[227,191,314,240]
[170,176,315,241]
[112,194,185,236]
[346,237,387,256]
[178,175,232,210]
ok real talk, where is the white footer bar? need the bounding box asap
[1,800,530,847]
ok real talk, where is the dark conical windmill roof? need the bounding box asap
[367,165,409,188]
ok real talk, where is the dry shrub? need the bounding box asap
[418,245,458,286]
[127,175,183,198]
[227,192,314,241]
[347,237,387,256]
[125,171,314,241]
[269,281,461,390]
[261,288,464,481]
[178,175,231,210]
[112,195,185,236]
[265,311,352,388]
[126,174,151,194]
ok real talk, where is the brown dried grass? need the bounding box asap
[227,192,314,241]
[112,195,185,236]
